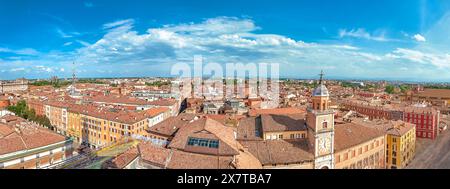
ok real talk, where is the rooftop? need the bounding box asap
[260,114,307,133]
[334,122,385,152]
[240,139,314,165]
[168,117,241,156]
[0,115,68,156]
[248,107,306,117]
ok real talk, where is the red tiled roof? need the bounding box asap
[166,149,234,169]
[0,124,15,137]
[236,117,263,141]
[147,114,197,137]
[0,116,67,156]
[145,107,170,117]
[138,142,171,168]
[85,95,177,107]
[249,107,306,116]
[417,89,450,99]
[168,118,240,156]
[260,114,307,132]
[67,104,163,124]
[239,139,314,165]
[352,119,415,137]
[105,147,139,169]
[334,123,385,152]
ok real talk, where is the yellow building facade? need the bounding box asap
[386,125,416,169]
[80,115,148,148]
[335,135,386,169]
[67,111,82,143]
[352,119,416,169]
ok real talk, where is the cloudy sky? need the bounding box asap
[1,0,450,81]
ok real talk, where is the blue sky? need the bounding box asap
[1,0,450,81]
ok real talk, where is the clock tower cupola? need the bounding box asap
[311,70,329,111]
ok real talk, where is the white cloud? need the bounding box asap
[387,48,450,68]
[2,16,450,81]
[77,40,91,47]
[35,65,58,73]
[103,19,135,30]
[0,47,39,56]
[339,28,390,42]
[413,34,426,42]
[63,42,73,46]
[10,67,25,72]
[64,17,396,81]
[163,17,258,35]
[56,28,73,38]
[76,17,375,68]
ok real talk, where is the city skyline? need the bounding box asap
[1,0,450,81]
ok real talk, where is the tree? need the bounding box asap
[145,80,171,87]
[6,100,53,130]
[385,85,395,94]
[399,85,411,93]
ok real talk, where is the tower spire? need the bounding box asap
[319,70,324,84]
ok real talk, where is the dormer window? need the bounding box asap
[187,137,219,149]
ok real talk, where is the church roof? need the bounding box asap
[313,84,329,97]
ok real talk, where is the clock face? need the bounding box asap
[318,137,331,155]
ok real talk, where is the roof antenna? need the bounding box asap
[71,61,77,95]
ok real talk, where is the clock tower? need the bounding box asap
[306,70,335,169]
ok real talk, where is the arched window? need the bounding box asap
[323,121,328,129]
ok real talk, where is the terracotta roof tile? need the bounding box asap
[236,117,263,141]
[168,118,240,156]
[334,123,385,152]
[147,114,198,137]
[138,142,171,168]
[417,89,450,99]
[104,147,139,169]
[249,107,306,117]
[351,119,415,137]
[260,114,307,132]
[0,116,67,156]
[239,139,314,165]
[166,150,234,169]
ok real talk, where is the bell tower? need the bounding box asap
[306,70,335,169]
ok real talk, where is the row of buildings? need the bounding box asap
[0,79,28,93]
[342,100,440,140]
[104,78,417,169]
[25,97,175,149]
[1,74,427,169]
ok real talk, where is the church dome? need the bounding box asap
[313,84,329,97]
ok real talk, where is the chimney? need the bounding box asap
[14,127,21,134]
